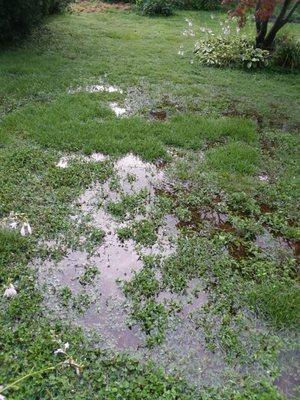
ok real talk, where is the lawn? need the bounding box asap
[0,3,299,399]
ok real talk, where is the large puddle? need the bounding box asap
[33,152,299,395]
[36,154,179,350]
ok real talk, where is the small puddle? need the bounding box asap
[255,230,296,260]
[68,83,123,94]
[275,349,300,399]
[258,174,269,182]
[114,153,165,197]
[109,102,127,117]
[55,153,107,169]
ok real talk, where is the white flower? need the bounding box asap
[20,222,32,236]
[54,348,65,355]
[9,221,18,229]
[3,284,17,299]
[54,342,69,355]
[185,18,193,27]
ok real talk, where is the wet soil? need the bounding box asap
[150,110,167,121]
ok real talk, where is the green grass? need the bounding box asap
[0,9,299,126]
[0,92,257,160]
[0,4,299,400]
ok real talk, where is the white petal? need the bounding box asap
[3,284,17,298]
[54,349,65,355]
[20,223,32,236]
[27,224,32,235]
[64,342,70,350]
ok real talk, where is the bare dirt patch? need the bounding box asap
[70,0,131,14]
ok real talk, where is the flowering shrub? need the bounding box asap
[136,0,174,16]
[179,18,269,69]
[194,35,270,68]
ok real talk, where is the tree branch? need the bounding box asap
[284,0,300,22]
[263,0,292,48]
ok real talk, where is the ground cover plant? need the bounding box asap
[0,2,299,399]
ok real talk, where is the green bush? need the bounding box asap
[0,0,72,44]
[272,34,300,70]
[194,35,270,69]
[101,0,135,3]
[175,0,221,10]
[137,0,174,16]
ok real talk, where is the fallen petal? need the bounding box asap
[3,284,17,298]
[54,349,65,355]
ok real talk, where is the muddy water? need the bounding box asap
[275,349,300,399]
[37,154,179,350]
[35,152,299,393]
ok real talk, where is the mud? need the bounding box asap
[150,110,167,121]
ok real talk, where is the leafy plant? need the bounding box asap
[194,35,270,69]
[272,34,300,70]
[136,0,174,16]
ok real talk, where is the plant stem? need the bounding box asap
[0,362,63,394]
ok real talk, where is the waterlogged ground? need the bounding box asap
[25,148,299,397]
[0,3,300,399]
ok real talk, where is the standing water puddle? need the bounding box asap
[34,152,298,392]
[36,154,177,350]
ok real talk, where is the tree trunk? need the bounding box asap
[256,19,269,48]
[255,0,300,50]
